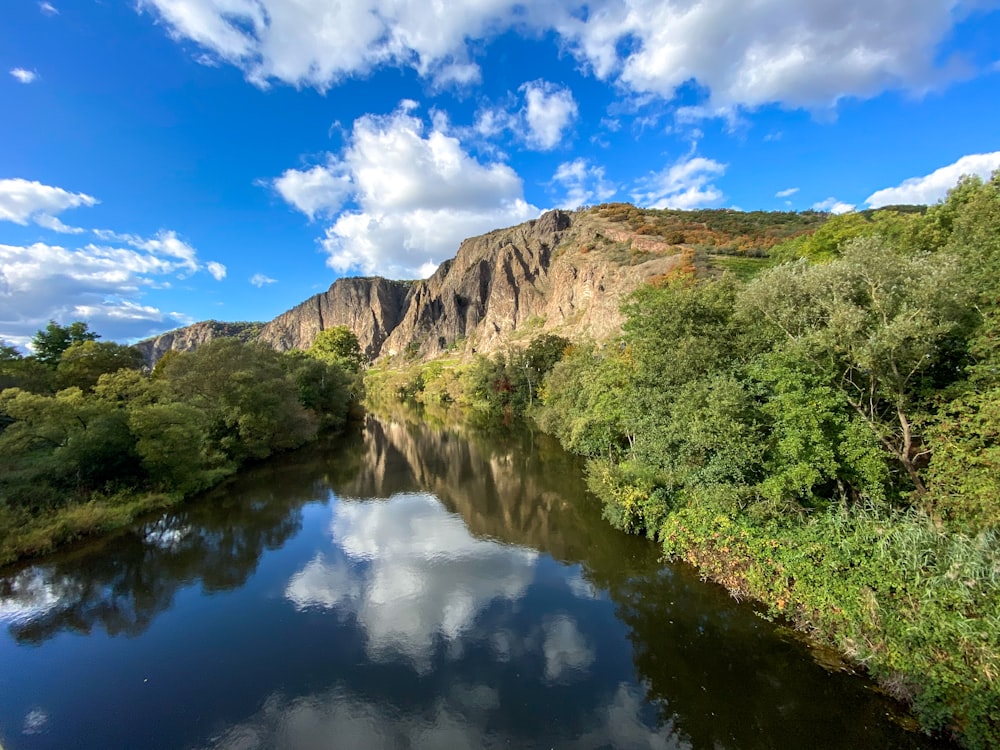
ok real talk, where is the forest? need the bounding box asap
[368,171,1000,748]
[0,324,362,564]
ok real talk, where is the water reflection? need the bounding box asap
[0,449,334,643]
[195,681,677,750]
[0,412,949,749]
[286,493,538,671]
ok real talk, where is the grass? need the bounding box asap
[0,490,188,567]
[706,254,778,281]
[655,503,1000,748]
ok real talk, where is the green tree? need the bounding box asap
[741,236,974,495]
[282,351,352,430]
[31,321,99,366]
[157,339,316,463]
[0,387,141,503]
[537,342,636,458]
[308,326,365,372]
[56,341,145,391]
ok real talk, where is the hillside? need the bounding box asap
[135,204,826,364]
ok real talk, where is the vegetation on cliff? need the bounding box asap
[0,325,359,565]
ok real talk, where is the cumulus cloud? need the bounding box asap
[775,187,799,198]
[0,178,97,229]
[138,1,983,110]
[631,153,727,209]
[192,681,667,750]
[470,81,578,150]
[10,68,38,84]
[0,240,201,345]
[272,165,352,220]
[520,81,578,150]
[812,197,856,214]
[865,152,1000,207]
[206,261,227,280]
[250,273,276,287]
[541,615,594,682]
[556,0,981,108]
[271,106,539,278]
[551,159,617,208]
[138,0,506,90]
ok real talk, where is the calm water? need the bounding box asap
[0,412,950,749]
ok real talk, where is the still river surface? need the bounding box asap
[0,412,951,749]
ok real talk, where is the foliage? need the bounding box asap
[0,327,354,564]
[30,320,100,366]
[56,340,145,390]
[741,237,974,494]
[593,203,829,254]
[768,209,924,262]
[308,325,366,372]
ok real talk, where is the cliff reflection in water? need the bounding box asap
[0,411,946,750]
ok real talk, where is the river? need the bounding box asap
[0,411,951,749]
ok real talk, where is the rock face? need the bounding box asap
[135,207,683,365]
[133,321,263,365]
[257,276,412,360]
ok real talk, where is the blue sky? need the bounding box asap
[2,0,999,348]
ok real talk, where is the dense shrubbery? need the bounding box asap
[533,172,1000,747]
[0,327,358,563]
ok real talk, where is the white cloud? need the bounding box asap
[138,0,509,90]
[865,152,1000,207]
[520,81,578,150]
[34,214,85,234]
[812,197,856,214]
[192,681,668,750]
[250,272,276,287]
[0,240,201,344]
[10,68,38,84]
[138,1,982,110]
[468,81,578,151]
[0,178,98,228]
[551,159,617,208]
[631,153,727,209]
[206,261,227,280]
[272,164,352,220]
[541,615,594,682]
[775,187,799,198]
[559,0,977,108]
[39,2,58,15]
[272,105,539,278]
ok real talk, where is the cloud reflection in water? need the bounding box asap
[286,492,539,671]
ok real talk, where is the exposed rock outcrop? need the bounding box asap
[257,276,412,360]
[133,321,263,366]
[135,207,683,365]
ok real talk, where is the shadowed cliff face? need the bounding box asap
[135,208,683,364]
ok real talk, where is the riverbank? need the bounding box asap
[654,502,998,748]
[0,489,186,567]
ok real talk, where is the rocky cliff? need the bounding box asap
[134,320,263,365]
[136,206,686,364]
